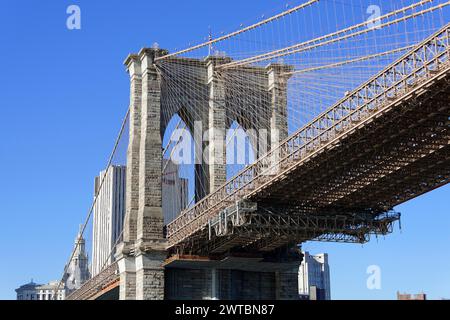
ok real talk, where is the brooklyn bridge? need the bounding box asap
[57,0,450,300]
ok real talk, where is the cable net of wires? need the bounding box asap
[55,108,129,299]
[155,0,449,201]
[57,0,450,298]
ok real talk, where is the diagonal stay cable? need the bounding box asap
[54,107,130,299]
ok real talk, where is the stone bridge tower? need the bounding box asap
[116,47,296,300]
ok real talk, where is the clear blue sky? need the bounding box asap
[0,0,449,300]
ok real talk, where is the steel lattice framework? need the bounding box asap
[69,23,450,300]
[183,201,401,254]
[65,262,119,301]
[167,23,450,252]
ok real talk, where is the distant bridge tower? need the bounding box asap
[116,47,297,300]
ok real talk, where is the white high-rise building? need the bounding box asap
[162,159,189,224]
[298,251,331,300]
[91,165,126,277]
[91,162,187,276]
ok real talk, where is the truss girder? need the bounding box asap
[65,262,119,301]
[167,25,450,252]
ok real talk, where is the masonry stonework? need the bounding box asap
[207,57,229,192]
[118,47,296,300]
[165,266,300,300]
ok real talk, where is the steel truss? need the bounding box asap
[167,24,450,251]
[181,201,400,254]
[65,262,119,301]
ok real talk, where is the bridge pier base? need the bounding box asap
[164,255,301,300]
[135,251,166,300]
[275,270,300,300]
[117,252,136,300]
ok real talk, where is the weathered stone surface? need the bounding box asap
[135,252,166,300]
[206,58,227,192]
[138,50,163,240]
[123,54,142,244]
[165,268,212,300]
[276,269,300,300]
[120,48,168,300]
[165,267,299,300]
[118,255,136,300]
[267,64,293,148]
[119,50,293,300]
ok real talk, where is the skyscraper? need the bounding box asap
[91,165,126,277]
[162,159,189,224]
[298,251,331,300]
[63,229,90,293]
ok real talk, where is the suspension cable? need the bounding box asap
[155,0,319,61]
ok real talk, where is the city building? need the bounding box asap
[162,159,189,224]
[91,165,126,277]
[15,280,65,300]
[63,228,90,293]
[298,251,331,300]
[15,280,38,300]
[90,162,187,277]
[35,281,66,300]
[397,292,427,300]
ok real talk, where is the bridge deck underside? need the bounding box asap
[259,88,450,210]
[175,73,450,256]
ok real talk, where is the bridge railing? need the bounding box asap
[167,23,450,248]
[65,261,119,300]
